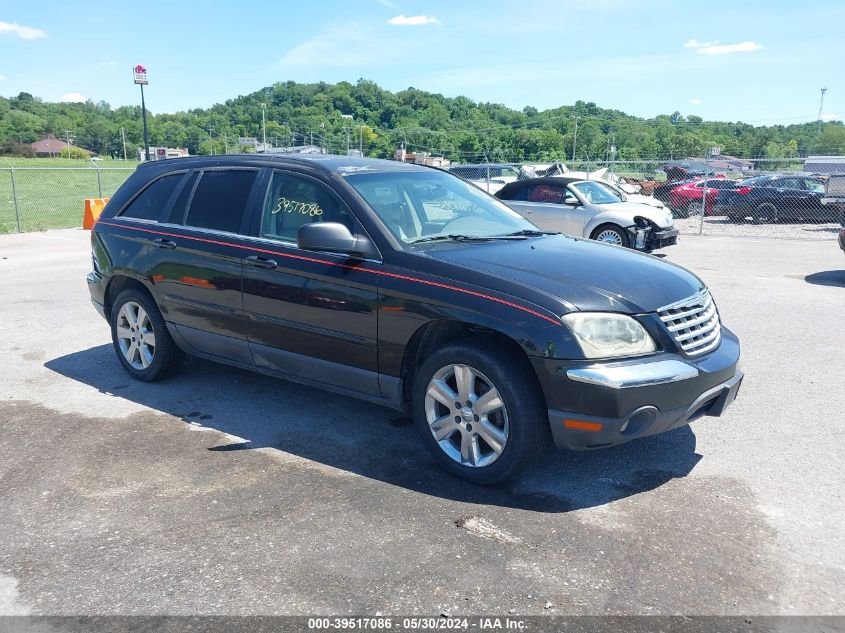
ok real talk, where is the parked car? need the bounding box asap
[821,174,845,228]
[668,178,737,217]
[716,174,832,223]
[598,179,667,211]
[88,155,742,484]
[495,177,678,251]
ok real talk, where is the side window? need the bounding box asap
[260,172,353,243]
[506,186,529,201]
[778,178,802,190]
[120,174,183,221]
[563,189,579,205]
[527,184,566,204]
[166,171,198,224]
[184,170,258,233]
[804,179,825,193]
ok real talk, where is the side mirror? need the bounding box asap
[564,199,580,207]
[297,222,376,258]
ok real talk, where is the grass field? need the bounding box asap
[0,158,139,233]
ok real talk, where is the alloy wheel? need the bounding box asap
[116,301,156,370]
[424,364,509,468]
[596,229,623,245]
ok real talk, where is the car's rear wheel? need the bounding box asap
[412,341,548,485]
[110,289,184,381]
[753,202,778,224]
[591,224,630,248]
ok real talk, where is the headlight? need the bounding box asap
[562,313,657,359]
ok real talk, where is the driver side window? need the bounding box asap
[260,171,353,243]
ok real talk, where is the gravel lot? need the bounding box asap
[0,229,843,616]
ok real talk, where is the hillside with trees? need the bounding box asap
[1,79,844,162]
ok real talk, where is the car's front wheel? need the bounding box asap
[110,288,185,381]
[591,224,630,248]
[412,341,548,485]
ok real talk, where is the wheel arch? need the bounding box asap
[103,274,156,320]
[397,318,549,414]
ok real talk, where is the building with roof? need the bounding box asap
[803,156,845,174]
[31,134,92,158]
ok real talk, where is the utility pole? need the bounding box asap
[310,129,313,147]
[571,116,579,163]
[208,127,214,156]
[261,103,267,152]
[64,130,72,159]
[120,127,127,161]
[817,87,828,131]
[359,125,363,156]
[346,126,351,155]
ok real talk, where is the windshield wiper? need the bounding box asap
[502,229,559,237]
[409,234,495,244]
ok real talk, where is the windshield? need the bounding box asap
[344,170,536,244]
[571,181,624,204]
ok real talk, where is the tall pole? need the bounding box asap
[140,83,150,161]
[261,103,267,152]
[208,128,214,155]
[64,130,72,159]
[359,126,363,155]
[346,126,351,155]
[571,116,579,164]
[120,127,127,161]
[817,87,828,130]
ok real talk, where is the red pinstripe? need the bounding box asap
[97,220,562,326]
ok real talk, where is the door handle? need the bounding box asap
[151,238,176,249]
[246,255,278,270]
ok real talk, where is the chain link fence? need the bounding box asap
[448,156,844,240]
[1,157,843,240]
[0,166,134,234]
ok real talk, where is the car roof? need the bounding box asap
[496,176,588,197]
[135,153,433,177]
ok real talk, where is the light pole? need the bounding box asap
[571,116,579,163]
[64,130,72,159]
[208,127,214,156]
[120,127,127,161]
[818,87,828,130]
[261,103,267,152]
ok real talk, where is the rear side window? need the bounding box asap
[184,170,258,233]
[167,172,198,224]
[120,174,183,221]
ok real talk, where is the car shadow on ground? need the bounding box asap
[805,270,845,287]
[46,345,703,513]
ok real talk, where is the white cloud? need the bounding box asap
[690,98,702,105]
[684,39,762,55]
[684,39,716,49]
[0,20,46,40]
[58,92,87,103]
[820,113,839,121]
[387,14,439,26]
[376,0,399,7]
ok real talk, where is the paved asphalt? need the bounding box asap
[0,229,842,616]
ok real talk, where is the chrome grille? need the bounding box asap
[657,289,721,356]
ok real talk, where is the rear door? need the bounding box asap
[241,169,382,398]
[151,167,262,365]
[505,183,586,235]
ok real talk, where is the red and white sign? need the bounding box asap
[133,64,148,85]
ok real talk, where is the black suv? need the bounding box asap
[88,155,743,484]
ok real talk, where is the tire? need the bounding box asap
[687,201,702,217]
[590,224,630,248]
[753,202,778,224]
[412,340,548,485]
[110,288,185,382]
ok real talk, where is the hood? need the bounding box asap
[595,201,674,227]
[419,235,702,313]
[624,194,665,210]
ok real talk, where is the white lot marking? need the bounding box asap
[455,516,523,545]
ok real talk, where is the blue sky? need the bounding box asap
[1,0,843,124]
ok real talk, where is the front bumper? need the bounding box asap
[533,328,742,450]
[645,227,679,251]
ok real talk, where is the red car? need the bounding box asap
[668,177,735,218]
